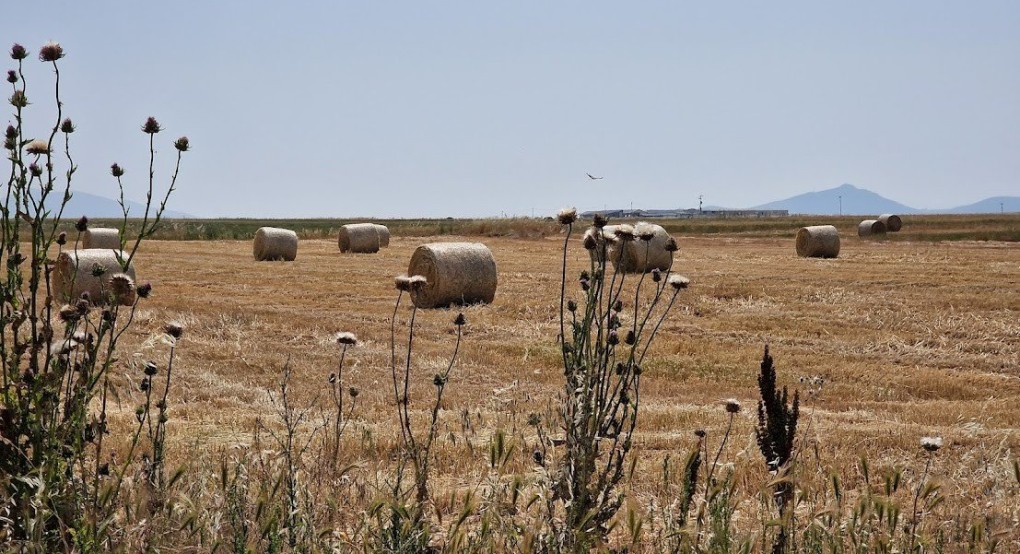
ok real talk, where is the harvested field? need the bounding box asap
[106,230,1020,546]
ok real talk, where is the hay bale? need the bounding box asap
[608,222,674,273]
[51,249,136,305]
[338,223,381,253]
[796,225,840,258]
[585,225,619,263]
[82,228,121,249]
[877,214,902,232]
[253,227,298,261]
[373,224,390,247]
[407,242,497,308]
[857,219,887,237]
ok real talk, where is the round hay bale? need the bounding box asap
[82,228,121,249]
[51,249,136,305]
[373,224,390,247]
[608,222,674,273]
[338,223,381,253]
[253,227,298,261]
[857,219,887,237]
[796,225,840,258]
[877,214,902,232]
[407,242,497,309]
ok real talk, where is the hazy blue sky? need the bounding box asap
[4,2,1018,217]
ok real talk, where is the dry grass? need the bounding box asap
[105,230,1020,545]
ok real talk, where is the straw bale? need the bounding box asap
[253,227,298,261]
[877,214,902,232]
[796,225,840,258]
[374,224,390,247]
[407,242,497,308]
[82,228,121,249]
[608,222,674,273]
[857,219,887,237]
[51,249,136,305]
[338,223,381,253]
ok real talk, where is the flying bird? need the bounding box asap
[586,173,604,180]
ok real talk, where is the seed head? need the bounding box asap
[724,399,741,414]
[10,44,28,60]
[566,299,577,312]
[694,429,706,438]
[109,273,135,303]
[56,231,67,246]
[920,436,942,452]
[90,264,106,277]
[582,229,599,250]
[394,274,413,292]
[136,282,152,298]
[25,139,49,155]
[58,304,79,323]
[664,237,679,252]
[651,268,661,282]
[607,330,619,346]
[335,331,357,346]
[668,275,690,290]
[637,225,656,241]
[453,312,466,326]
[10,90,28,108]
[613,300,623,312]
[592,213,608,228]
[60,118,75,134]
[75,298,89,315]
[5,70,16,84]
[328,373,337,384]
[4,125,15,139]
[614,224,635,242]
[144,361,158,376]
[38,42,64,62]
[174,136,190,152]
[407,275,428,291]
[625,330,636,345]
[557,207,577,225]
[29,163,42,177]
[164,321,184,340]
[141,117,161,134]
[75,216,88,232]
[433,373,447,387]
[348,387,359,398]
[109,163,124,178]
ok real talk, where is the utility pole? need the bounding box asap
[699,194,703,214]
[838,195,842,216]
[1002,202,1005,214]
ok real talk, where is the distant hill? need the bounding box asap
[752,184,1019,215]
[61,191,193,219]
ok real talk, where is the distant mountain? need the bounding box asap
[61,191,193,219]
[753,184,919,215]
[944,196,1020,214]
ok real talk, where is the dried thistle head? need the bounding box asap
[137,282,152,298]
[108,273,135,303]
[637,226,656,241]
[38,42,64,62]
[4,125,15,139]
[407,275,428,291]
[58,304,79,323]
[582,229,599,250]
[56,231,67,246]
[453,313,466,326]
[335,332,357,346]
[29,163,42,177]
[920,436,943,452]
[724,399,741,414]
[9,90,28,108]
[592,213,608,228]
[614,224,635,242]
[10,43,28,60]
[174,136,190,152]
[25,139,49,155]
[164,321,184,340]
[664,237,679,252]
[110,163,124,177]
[144,361,158,376]
[557,208,577,225]
[651,268,661,282]
[60,118,75,133]
[668,275,690,290]
[394,274,412,292]
[75,216,88,232]
[141,116,162,134]
[5,70,15,84]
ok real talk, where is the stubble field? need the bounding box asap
[105,222,1020,546]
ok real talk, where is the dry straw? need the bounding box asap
[338,223,381,253]
[82,228,121,249]
[796,225,840,258]
[51,249,136,305]
[373,224,390,247]
[877,213,903,232]
[609,222,674,273]
[857,219,887,237]
[407,242,497,308]
[253,227,298,261]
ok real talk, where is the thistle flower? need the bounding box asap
[407,275,427,291]
[920,436,943,452]
[592,213,608,228]
[613,300,623,312]
[625,329,636,345]
[60,118,75,133]
[164,321,184,340]
[668,275,690,290]
[29,163,41,177]
[348,387,359,398]
[614,224,635,242]
[557,207,577,225]
[25,139,49,155]
[141,116,161,134]
[433,373,447,387]
[5,70,15,84]
[38,42,64,62]
[174,136,190,152]
[58,304,79,323]
[724,399,742,414]
[144,361,158,376]
[110,163,124,177]
[453,312,466,326]
[607,330,619,346]
[10,43,28,60]
[75,216,88,232]
[394,274,413,292]
[694,429,706,438]
[664,237,679,252]
[56,231,67,246]
[637,227,656,241]
[566,299,577,312]
[136,282,152,298]
[582,229,599,250]
[109,273,135,302]
[90,264,106,277]
[335,331,357,345]
[10,90,28,108]
[4,125,15,139]
[651,268,661,283]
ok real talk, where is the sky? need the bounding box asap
[4,1,1018,218]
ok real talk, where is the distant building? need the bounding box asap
[580,208,789,219]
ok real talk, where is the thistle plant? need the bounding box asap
[0,41,185,550]
[754,346,800,554]
[551,208,688,550]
